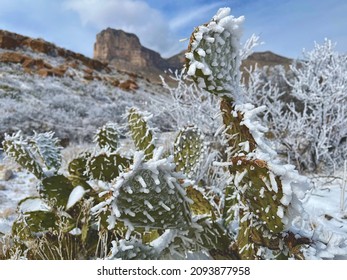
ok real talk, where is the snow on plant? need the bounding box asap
[244,40,347,171]
[0,103,231,259]
[150,71,220,135]
[286,39,347,170]
[3,7,347,260]
[185,7,314,259]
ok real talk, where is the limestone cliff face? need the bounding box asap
[94,28,172,74]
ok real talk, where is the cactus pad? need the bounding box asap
[185,7,244,96]
[94,122,119,152]
[87,153,131,182]
[101,151,192,231]
[127,107,155,160]
[2,131,44,179]
[41,175,74,208]
[30,131,62,171]
[174,126,205,178]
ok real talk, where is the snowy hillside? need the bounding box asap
[0,49,171,144]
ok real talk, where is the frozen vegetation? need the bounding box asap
[1,7,347,260]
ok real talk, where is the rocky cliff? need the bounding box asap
[94,28,176,80]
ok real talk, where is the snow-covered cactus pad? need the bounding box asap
[68,152,90,179]
[108,239,159,260]
[86,152,131,182]
[94,122,119,152]
[93,150,192,232]
[2,131,44,179]
[174,125,205,178]
[127,107,155,160]
[185,7,244,96]
[30,131,62,171]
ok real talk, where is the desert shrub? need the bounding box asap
[244,40,347,171]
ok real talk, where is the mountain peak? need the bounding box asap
[93,28,180,81]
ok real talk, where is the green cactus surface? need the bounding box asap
[115,168,192,230]
[87,153,131,182]
[2,131,44,179]
[94,123,119,152]
[185,8,243,96]
[30,131,62,171]
[174,126,205,178]
[127,107,155,160]
[40,175,75,208]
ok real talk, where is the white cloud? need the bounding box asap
[63,0,181,57]
[169,2,225,30]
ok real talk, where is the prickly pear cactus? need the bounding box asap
[68,152,90,179]
[94,122,119,152]
[87,153,130,182]
[30,131,62,171]
[2,130,62,179]
[174,126,205,178]
[127,107,155,160]
[40,174,75,208]
[185,8,244,96]
[186,7,309,259]
[2,131,44,179]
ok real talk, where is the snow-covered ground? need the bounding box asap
[300,172,347,259]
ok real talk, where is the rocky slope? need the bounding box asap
[0,29,145,90]
[0,29,166,144]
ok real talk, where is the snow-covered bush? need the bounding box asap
[244,40,347,171]
[0,67,159,144]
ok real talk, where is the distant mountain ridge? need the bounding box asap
[93,28,292,81]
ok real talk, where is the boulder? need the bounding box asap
[119,79,139,91]
[0,52,30,64]
[0,168,13,181]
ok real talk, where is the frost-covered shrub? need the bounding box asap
[244,40,347,171]
[150,71,220,135]
[0,70,158,144]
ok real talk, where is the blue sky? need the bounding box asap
[0,0,346,59]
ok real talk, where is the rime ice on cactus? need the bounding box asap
[95,149,193,234]
[186,7,310,259]
[94,122,119,152]
[2,130,62,179]
[185,7,244,100]
[174,125,205,178]
[127,107,155,160]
